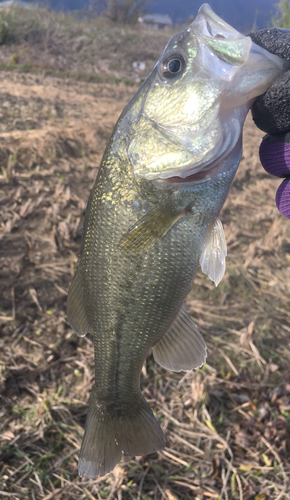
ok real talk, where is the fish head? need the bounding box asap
[126,3,288,182]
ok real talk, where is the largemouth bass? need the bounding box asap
[67,4,287,478]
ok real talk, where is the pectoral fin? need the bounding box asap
[67,267,92,337]
[120,198,183,253]
[199,217,227,287]
[152,305,207,372]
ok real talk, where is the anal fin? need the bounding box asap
[67,267,91,337]
[120,197,184,253]
[199,217,227,287]
[152,305,206,372]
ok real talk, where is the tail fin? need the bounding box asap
[78,388,165,478]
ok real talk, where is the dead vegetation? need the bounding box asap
[0,14,290,500]
[0,6,174,84]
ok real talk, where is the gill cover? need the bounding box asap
[127,3,287,181]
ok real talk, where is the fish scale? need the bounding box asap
[67,3,288,479]
[87,153,201,381]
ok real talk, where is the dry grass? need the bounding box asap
[0,41,290,500]
[0,6,174,84]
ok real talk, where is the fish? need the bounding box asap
[67,3,288,479]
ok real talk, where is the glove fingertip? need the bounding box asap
[276,179,290,219]
[259,136,290,177]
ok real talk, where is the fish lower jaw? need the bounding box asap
[156,136,243,190]
[164,157,224,184]
[163,143,238,185]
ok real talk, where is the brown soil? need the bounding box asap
[0,69,290,500]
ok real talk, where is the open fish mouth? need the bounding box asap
[154,105,246,185]
[132,107,244,184]
[165,160,224,184]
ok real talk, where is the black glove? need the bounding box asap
[249,28,290,219]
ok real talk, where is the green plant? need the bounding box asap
[0,20,9,44]
[0,6,42,45]
[9,52,19,65]
[272,0,290,28]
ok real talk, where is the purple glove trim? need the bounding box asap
[259,137,290,177]
[259,136,290,219]
[276,179,290,219]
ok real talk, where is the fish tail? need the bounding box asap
[78,387,165,478]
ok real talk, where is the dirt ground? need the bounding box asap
[0,69,290,500]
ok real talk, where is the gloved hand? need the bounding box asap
[249,28,290,219]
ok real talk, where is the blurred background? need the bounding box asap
[11,0,290,32]
[0,1,290,499]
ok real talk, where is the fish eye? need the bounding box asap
[161,54,185,78]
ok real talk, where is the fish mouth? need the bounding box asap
[164,145,233,185]
[150,107,246,184]
[161,107,249,186]
[165,161,221,184]
[162,132,243,190]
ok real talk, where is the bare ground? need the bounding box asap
[0,69,290,500]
